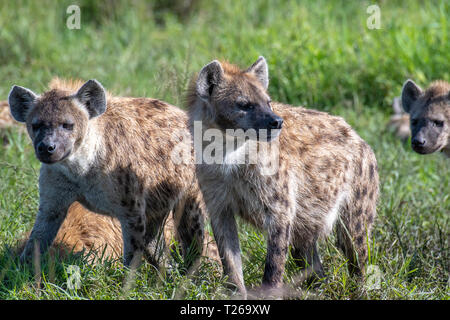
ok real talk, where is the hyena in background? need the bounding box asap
[188,57,379,297]
[401,79,450,157]
[387,97,411,142]
[0,100,14,128]
[1,100,25,146]
[8,78,208,269]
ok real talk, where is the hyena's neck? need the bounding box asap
[188,98,214,129]
[59,119,104,177]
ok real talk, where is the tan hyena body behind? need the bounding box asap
[401,79,450,157]
[13,202,123,260]
[8,78,208,269]
[15,202,219,264]
[188,57,379,297]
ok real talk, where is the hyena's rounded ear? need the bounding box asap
[8,85,38,123]
[196,60,224,101]
[246,56,269,90]
[75,79,107,118]
[401,79,422,114]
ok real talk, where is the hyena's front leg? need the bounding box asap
[173,192,205,270]
[143,213,168,269]
[210,206,246,297]
[262,219,292,289]
[119,199,147,268]
[20,184,76,261]
[291,240,326,285]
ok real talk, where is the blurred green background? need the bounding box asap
[1,0,448,109]
[0,0,448,299]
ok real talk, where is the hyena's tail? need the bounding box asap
[336,150,379,277]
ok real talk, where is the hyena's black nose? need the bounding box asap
[37,142,56,155]
[269,117,283,130]
[412,137,426,147]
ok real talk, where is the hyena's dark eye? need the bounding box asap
[432,120,444,127]
[238,103,255,111]
[62,123,74,131]
[411,119,418,126]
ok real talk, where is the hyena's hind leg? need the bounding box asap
[172,190,206,271]
[143,213,169,269]
[290,237,326,285]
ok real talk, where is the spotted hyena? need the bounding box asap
[187,57,379,297]
[2,85,219,265]
[401,79,450,157]
[2,99,124,259]
[8,77,208,269]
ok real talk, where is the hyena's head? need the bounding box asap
[193,56,283,141]
[8,80,106,164]
[401,79,450,155]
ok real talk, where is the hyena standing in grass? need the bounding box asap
[401,79,450,157]
[1,94,219,264]
[1,103,122,259]
[187,57,379,297]
[8,78,209,269]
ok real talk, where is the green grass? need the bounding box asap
[0,0,449,300]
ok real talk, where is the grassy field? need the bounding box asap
[0,0,448,300]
